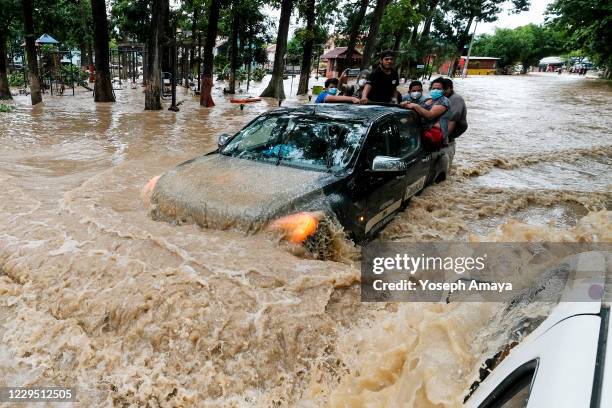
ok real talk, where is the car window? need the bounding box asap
[365,120,398,164]
[220,114,367,172]
[480,360,537,408]
[396,115,420,157]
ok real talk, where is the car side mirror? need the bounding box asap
[371,156,406,172]
[218,133,231,149]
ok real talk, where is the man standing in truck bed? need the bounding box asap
[360,50,400,104]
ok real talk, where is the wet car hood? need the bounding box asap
[150,154,339,230]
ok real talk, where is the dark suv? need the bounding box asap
[149,104,454,250]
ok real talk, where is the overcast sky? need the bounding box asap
[477,0,554,35]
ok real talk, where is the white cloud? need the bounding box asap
[477,0,554,35]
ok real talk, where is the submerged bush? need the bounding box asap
[0,104,14,113]
[8,73,25,87]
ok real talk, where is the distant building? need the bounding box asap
[538,56,564,72]
[439,56,500,75]
[320,47,362,78]
[266,44,276,70]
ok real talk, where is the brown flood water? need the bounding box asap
[0,74,610,407]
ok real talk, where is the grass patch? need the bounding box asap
[0,104,14,113]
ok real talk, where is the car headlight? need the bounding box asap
[268,212,320,243]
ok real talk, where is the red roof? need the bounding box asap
[321,47,362,60]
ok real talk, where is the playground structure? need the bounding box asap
[11,34,147,97]
[40,50,78,96]
[109,43,145,90]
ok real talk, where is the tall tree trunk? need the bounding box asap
[346,0,369,69]
[228,0,240,94]
[418,0,439,46]
[360,0,388,70]
[145,0,168,109]
[260,0,292,99]
[0,31,11,99]
[450,14,474,77]
[21,0,42,105]
[88,42,93,69]
[79,42,89,67]
[91,0,115,102]
[200,0,221,107]
[190,1,198,76]
[296,0,315,95]
[404,24,419,78]
[392,28,404,52]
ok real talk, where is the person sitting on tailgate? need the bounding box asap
[315,78,360,104]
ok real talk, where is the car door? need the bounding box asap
[358,118,409,236]
[394,112,430,202]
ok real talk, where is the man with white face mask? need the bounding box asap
[401,80,431,107]
[338,69,371,99]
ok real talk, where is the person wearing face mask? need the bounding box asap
[315,78,360,104]
[401,80,431,107]
[338,69,371,99]
[400,77,450,146]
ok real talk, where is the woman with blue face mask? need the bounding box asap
[315,78,360,104]
[399,77,450,146]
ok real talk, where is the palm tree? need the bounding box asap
[90,0,115,102]
[21,0,42,105]
[260,0,293,100]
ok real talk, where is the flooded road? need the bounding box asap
[0,74,610,407]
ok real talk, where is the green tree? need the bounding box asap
[440,0,529,76]
[547,0,612,77]
[360,0,389,69]
[91,0,115,102]
[0,0,20,99]
[21,0,42,104]
[145,0,169,109]
[472,24,567,73]
[260,0,293,100]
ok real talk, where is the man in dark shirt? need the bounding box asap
[442,78,468,140]
[360,50,399,103]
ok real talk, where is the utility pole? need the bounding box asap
[462,19,478,79]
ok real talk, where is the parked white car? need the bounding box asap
[465,251,609,408]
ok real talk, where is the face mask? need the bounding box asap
[357,79,367,87]
[430,89,443,99]
[410,91,422,100]
[327,87,338,95]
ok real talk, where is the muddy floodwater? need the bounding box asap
[0,74,610,407]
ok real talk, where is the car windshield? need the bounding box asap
[220,114,368,173]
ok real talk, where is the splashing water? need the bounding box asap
[0,74,610,407]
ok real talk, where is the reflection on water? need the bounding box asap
[0,74,610,407]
